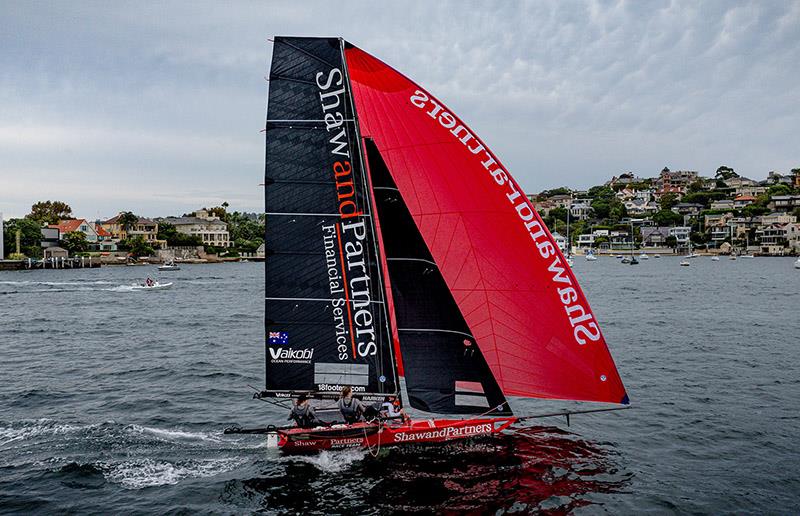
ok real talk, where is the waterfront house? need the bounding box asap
[101,213,160,244]
[668,226,691,246]
[641,226,671,247]
[49,219,100,242]
[161,209,231,248]
[577,234,595,248]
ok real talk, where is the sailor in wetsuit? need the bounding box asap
[288,394,321,428]
[337,386,366,424]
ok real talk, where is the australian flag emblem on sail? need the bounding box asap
[268,332,289,345]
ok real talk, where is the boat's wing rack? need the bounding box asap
[515,405,632,426]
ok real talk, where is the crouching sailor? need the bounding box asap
[288,394,321,428]
[337,386,366,424]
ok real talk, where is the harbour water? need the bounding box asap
[1,258,798,514]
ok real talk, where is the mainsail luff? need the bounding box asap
[263,37,398,401]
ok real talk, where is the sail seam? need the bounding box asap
[398,328,474,339]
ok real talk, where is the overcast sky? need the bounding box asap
[1,1,798,219]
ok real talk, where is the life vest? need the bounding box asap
[337,398,363,423]
[290,404,318,428]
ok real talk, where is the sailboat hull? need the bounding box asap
[274,417,516,452]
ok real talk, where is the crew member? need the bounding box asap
[288,394,321,428]
[337,386,365,424]
[380,395,409,423]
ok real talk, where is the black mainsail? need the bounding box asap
[263,37,397,401]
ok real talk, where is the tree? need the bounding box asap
[540,187,571,198]
[27,200,73,225]
[118,235,154,257]
[665,235,678,248]
[715,166,738,181]
[2,218,43,258]
[652,209,683,226]
[157,222,203,247]
[587,185,614,200]
[118,212,139,234]
[767,184,792,197]
[60,231,89,253]
[590,199,610,219]
[659,193,679,210]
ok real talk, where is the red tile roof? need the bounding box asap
[49,219,86,234]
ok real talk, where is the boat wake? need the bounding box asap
[285,448,368,473]
[98,457,246,489]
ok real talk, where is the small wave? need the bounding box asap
[286,448,367,473]
[0,419,89,447]
[0,280,115,286]
[101,457,245,489]
[126,424,224,443]
[106,285,138,292]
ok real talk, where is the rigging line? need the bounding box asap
[372,186,399,192]
[397,328,475,339]
[277,38,340,69]
[386,257,439,268]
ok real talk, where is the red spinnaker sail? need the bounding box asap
[346,45,628,404]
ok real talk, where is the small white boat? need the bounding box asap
[711,256,720,261]
[639,253,649,260]
[686,253,700,259]
[680,260,690,267]
[740,255,755,259]
[730,255,737,261]
[794,258,800,270]
[158,261,180,271]
[131,281,173,291]
[585,252,598,261]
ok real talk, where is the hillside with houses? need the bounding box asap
[529,167,800,256]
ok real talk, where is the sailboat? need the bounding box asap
[226,37,628,452]
[628,222,638,265]
[565,203,574,267]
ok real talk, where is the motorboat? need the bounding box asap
[158,261,180,271]
[794,258,800,269]
[639,253,649,260]
[585,252,598,261]
[711,256,720,261]
[131,281,173,291]
[680,260,690,266]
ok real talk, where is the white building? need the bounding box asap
[669,226,691,245]
[162,209,231,247]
